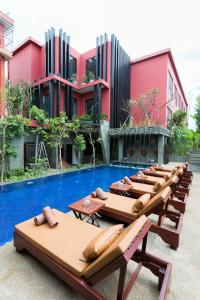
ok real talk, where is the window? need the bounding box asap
[168,72,173,99]
[167,106,172,123]
[85,98,94,115]
[174,86,178,106]
[86,56,96,76]
[72,98,77,117]
[178,94,181,109]
[69,56,77,81]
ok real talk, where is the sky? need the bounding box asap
[1,0,200,128]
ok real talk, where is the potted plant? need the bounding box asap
[86,71,96,83]
[70,73,77,84]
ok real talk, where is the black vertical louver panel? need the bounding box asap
[48,29,51,74]
[99,35,103,79]
[63,32,66,79]
[66,35,70,80]
[56,81,60,116]
[96,36,99,79]
[103,33,108,81]
[110,34,130,128]
[59,29,63,76]
[49,80,54,117]
[45,28,55,76]
[39,84,44,110]
[45,32,48,77]
[50,27,55,74]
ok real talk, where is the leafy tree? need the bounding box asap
[30,105,47,164]
[5,80,33,117]
[169,109,187,128]
[193,95,200,132]
[73,134,86,163]
[0,115,29,182]
[44,112,71,170]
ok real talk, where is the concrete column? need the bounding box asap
[157,135,164,164]
[99,120,110,163]
[9,136,24,169]
[48,147,59,168]
[118,138,124,162]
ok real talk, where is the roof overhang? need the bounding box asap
[0,47,12,60]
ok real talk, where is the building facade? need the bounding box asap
[130,49,188,127]
[0,10,13,116]
[7,28,188,166]
[9,29,130,128]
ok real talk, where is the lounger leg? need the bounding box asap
[117,264,127,300]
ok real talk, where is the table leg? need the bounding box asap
[73,211,83,220]
[87,214,101,227]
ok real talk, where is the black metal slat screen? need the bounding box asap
[110,34,130,128]
[45,28,55,76]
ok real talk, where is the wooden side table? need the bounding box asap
[109,182,132,196]
[68,198,105,227]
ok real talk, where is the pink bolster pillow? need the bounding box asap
[34,208,56,226]
[96,187,108,200]
[43,207,58,228]
[123,176,132,185]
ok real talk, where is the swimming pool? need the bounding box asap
[0,165,141,246]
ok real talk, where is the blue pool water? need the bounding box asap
[0,165,141,246]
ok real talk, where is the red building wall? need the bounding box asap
[130,54,168,127]
[9,41,42,84]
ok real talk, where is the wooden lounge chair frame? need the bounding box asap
[102,188,183,250]
[14,219,171,300]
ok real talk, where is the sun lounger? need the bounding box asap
[86,187,183,249]
[112,174,187,214]
[143,169,173,178]
[130,174,166,185]
[14,211,171,300]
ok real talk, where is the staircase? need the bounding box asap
[188,150,200,172]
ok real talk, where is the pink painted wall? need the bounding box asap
[130,54,168,127]
[9,42,42,84]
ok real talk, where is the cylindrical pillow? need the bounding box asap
[34,209,56,226]
[132,193,151,213]
[91,191,96,198]
[34,213,46,226]
[153,182,161,192]
[150,166,156,172]
[82,224,124,262]
[96,188,108,200]
[43,207,58,228]
[124,176,132,185]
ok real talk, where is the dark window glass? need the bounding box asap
[42,95,50,118]
[69,56,77,81]
[167,106,172,123]
[72,98,77,117]
[85,98,94,115]
[86,57,96,78]
[174,86,178,106]
[168,72,173,99]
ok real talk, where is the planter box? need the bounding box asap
[169,155,188,162]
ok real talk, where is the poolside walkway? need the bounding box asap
[0,172,200,299]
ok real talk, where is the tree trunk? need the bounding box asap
[1,126,6,183]
[78,150,80,164]
[92,143,95,166]
[35,134,39,164]
[59,145,62,171]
